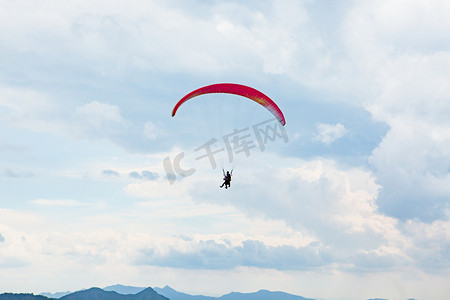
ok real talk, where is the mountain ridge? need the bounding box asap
[153,286,314,300]
[0,294,52,300]
[58,287,168,300]
[104,285,147,295]
[41,291,71,298]
[154,286,216,300]
[3,285,400,300]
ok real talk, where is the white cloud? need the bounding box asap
[0,208,45,229]
[31,198,86,207]
[313,123,348,145]
[0,0,334,79]
[135,151,446,274]
[72,101,130,138]
[363,43,450,222]
[75,101,125,125]
[402,219,450,270]
[143,121,165,140]
[0,87,133,145]
[183,152,449,275]
[0,208,319,290]
[305,0,450,222]
[0,87,64,133]
[136,239,333,270]
[125,180,186,200]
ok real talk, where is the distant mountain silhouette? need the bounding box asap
[0,294,52,300]
[40,291,71,298]
[154,286,216,300]
[21,285,414,300]
[104,285,146,295]
[153,286,314,300]
[59,287,168,300]
[220,290,314,300]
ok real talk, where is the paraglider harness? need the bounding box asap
[220,168,233,189]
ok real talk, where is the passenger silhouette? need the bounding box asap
[220,170,232,189]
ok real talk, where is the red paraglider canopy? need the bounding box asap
[172,83,286,126]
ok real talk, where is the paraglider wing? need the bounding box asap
[172,83,286,126]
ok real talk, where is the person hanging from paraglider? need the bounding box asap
[220,169,232,189]
[172,83,286,189]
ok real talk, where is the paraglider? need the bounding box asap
[172,83,286,126]
[172,83,285,188]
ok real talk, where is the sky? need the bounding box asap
[0,0,449,299]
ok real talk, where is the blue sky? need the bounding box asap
[0,1,449,299]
